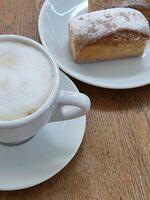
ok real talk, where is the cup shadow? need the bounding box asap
[73,79,150,113]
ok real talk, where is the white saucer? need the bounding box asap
[0,71,86,191]
[39,0,150,89]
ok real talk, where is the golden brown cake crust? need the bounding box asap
[89,0,150,21]
[74,41,146,63]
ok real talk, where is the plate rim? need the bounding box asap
[38,0,150,89]
[0,71,86,191]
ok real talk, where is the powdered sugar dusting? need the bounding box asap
[69,8,150,51]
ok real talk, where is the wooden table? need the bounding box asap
[0,1,150,199]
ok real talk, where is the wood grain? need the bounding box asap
[0,0,150,199]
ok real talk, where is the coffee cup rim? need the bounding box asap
[0,34,60,128]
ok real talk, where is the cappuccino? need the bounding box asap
[0,41,54,121]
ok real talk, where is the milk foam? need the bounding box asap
[0,41,54,121]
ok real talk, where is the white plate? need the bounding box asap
[39,0,150,89]
[0,71,86,191]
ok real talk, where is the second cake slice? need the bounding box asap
[88,0,150,22]
[69,8,150,63]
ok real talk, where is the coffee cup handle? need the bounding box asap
[50,90,91,122]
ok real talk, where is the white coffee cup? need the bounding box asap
[0,35,91,145]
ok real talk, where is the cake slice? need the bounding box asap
[68,8,150,63]
[89,0,150,22]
